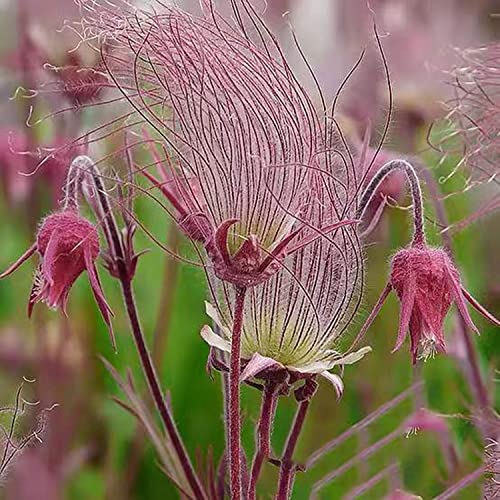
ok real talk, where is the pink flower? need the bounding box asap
[0,210,114,344]
[444,42,500,229]
[86,1,360,288]
[449,43,500,182]
[354,241,500,364]
[389,244,499,362]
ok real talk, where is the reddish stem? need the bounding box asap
[248,382,279,499]
[229,286,247,500]
[89,167,205,499]
[122,224,181,496]
[276,400,311,500]
[357,159,425,246]
[120,277,206,499]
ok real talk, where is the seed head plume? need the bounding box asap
[73,0,361,287]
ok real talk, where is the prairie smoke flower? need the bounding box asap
[448,42,500,182]
[77,0,359,288]
[0,209,114,343]
[353,159,500,363]
[389,244,500,362]
[202,183,370,396]
[362,243,500,364]
[444,42,500,229]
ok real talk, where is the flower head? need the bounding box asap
[443,42,500,228]
[201,178,370,396]
[79,1,359,287]
[0,209,114,345]
[449,42,500,184]
[388,244,500,363]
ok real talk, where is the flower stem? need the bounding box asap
[276,399,311,500]
[357,159,425,246]
[229,285,247,500]
[248,382,279,499]
[122,224,181,494]
[81,157,205,499]
[119,274,205,499]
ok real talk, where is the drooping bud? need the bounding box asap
[390,245,499,363]
[0,209,114,347]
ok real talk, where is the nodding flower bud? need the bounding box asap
[0,209,114,347]
[351,239,500,365]
[389,245,500,363]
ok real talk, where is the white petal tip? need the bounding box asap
[200,325,231,353]
[321,372,344,399]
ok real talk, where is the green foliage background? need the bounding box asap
[0,130,498,499]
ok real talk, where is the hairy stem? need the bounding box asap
[119,277,205,499]
[276,399,311,500]
[357,159,425,246]
[248,382,279,499]
[79,156,205,499]
[229,286,247,500]
[122,224,181,497]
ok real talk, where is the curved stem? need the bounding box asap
[248,382,279,499]
[122,225,181,496]
[120,278,205,500]
[229,286,247,500]
[78,156,205,499]
[276,399,311,500]
[357,159,425,246]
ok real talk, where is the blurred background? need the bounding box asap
[0,0,499,499]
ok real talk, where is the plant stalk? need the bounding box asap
[229,285,247,500]
[276,399,311,500]
[248,382,279,499]
[357,159,425,246]
[82,158,205,499]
